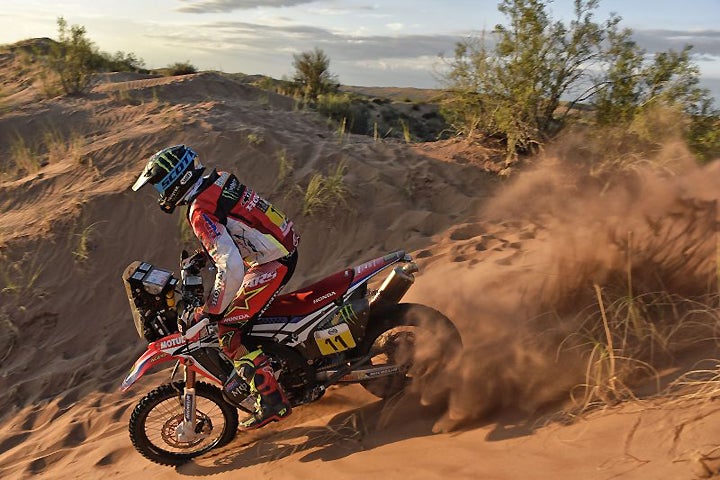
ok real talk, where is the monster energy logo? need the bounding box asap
[155,151,180,173]
[336,304,358,324]
[221,188,241,201]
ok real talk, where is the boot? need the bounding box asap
[235,350,292,430]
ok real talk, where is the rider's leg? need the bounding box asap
[218,324,250,406]
[218,252,297,425]
[235,349,292,429]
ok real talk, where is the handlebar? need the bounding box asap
[181,250,208,275]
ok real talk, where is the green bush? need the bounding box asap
[166,61,197,76]
[441,0,716,160]
[48,17,96,95]
[292,48,338,100]
[315,93,371,135]
[32,17,147,96]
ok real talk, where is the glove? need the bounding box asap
[181,250,208,274]
[191,307,209,326]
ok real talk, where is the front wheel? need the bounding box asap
[128,381,239,465]
[359,303,462,399]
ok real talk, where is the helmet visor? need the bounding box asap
[131,159,156,192]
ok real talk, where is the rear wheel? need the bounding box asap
[128,381,239,465]
[360,303,461,399]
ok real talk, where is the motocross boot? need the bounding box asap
[235,350,292,430]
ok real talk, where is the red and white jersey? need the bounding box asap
[188,171,299,315]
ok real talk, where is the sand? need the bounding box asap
[1,64,720,479]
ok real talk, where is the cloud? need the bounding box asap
[632,29,720,57]
[140,18,720,91]
[147,20,460,61]
[177,0,317,13]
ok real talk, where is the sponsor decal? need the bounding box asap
[256,198,270,213]
[219,330,235,350]
[214,172,229,186]
[255,315,303,325]
[364,366,401,378]
[224,313,252,323]
[246,193,260,211]
[179,170,193,185]
[160,336,184,349]
[210,290,220,306]
[354,259,380,275]
[227,177,240,192]
[165,185,180,200]
[221,189,240,201]
[313,291,337,304]
[265,205,288,231]
[184,392,193,420]
[241,188,252,205]
[225,284,268,312]
[256,288,281,318]
[209,269,226,307]
[336,304,358,324]
[245,270,278,288]
[150,353,166,362]
[201,213,221,240]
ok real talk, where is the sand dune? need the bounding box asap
[1,65,720,479]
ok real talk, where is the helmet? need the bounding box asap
[132,145,205,213]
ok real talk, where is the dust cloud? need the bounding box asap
[408,131,720,429]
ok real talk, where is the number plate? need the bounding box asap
[314,322,357,355]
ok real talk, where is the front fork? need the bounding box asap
[176,362,199,443]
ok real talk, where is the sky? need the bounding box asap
[2,0,720,97]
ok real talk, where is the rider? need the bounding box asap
[131,144,298,430]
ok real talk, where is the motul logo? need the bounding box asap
[160,337,184,349]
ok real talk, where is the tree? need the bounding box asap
[49,17,96,95]
[441,0,716,159]
[443,0,607,155]
[292,48,338,100]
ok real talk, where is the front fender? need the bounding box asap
[120,343,173,392]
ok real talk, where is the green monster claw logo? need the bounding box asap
[219,330,235,349]
[336,304,358,324]
[155,150,180,174]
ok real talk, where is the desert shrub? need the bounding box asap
[315,93,371,135]
[292,48,338,100]
[246,132,264,146]
[685,99,720,163]
[273,148,294,192]
[29,18,146,95]
[297,159,349,216]
[94,50,147,73]
[441,0,715,160]
[166,61,197,76]
[5,128,85,178]
[47,17,96,95]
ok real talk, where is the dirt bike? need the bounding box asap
[120,249,461,465]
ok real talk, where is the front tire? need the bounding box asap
[128,381,239,466]
[360,303,462,399]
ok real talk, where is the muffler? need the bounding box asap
[369,262,418,305]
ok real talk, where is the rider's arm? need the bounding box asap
[188,209,245,316]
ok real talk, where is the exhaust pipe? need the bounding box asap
[370,262,418,306]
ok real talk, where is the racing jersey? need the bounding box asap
[188,170,299,316]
